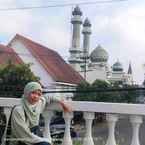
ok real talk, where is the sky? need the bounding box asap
[0,0,145,84]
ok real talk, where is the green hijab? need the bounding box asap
[22,82,42,127]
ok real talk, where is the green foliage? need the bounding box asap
[73,81,93,101]
[73,140,82,145]
[116,84,139,103]
[73,79,139,103]
[0,62,40,98]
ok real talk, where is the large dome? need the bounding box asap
[112,61,123,71]
[90,45,109,62]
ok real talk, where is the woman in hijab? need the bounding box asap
[9,81,71,145]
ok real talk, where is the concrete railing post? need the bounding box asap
[105,114,118,145]
[130,115,142,145]
[83,112,94,145]
[62,112,73,145]
[43,110,54,143]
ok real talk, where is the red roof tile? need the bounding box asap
[0,44,22,65]
[8,34,84,84]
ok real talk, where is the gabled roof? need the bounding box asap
[0,44,22,65]
[8,34,84,84]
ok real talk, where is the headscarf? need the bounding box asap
[21,82,42,127]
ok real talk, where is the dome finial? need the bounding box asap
[72,5,82,16]
[83,17,91,27]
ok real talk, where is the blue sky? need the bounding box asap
[0,0,145,84]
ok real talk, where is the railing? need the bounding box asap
[1,98,145,145]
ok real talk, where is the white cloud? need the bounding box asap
[0,0,17,7]
[38,25,71,58]
[0,11,33,37]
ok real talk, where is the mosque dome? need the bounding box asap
[112,60,123,71]
[72,6,82,16]
[90,45,109,62]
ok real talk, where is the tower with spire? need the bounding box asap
[127,62,134,84]
[68,6,134,85]
[82,18,91,59]
[68,6,83,71]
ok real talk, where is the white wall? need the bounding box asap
[80,65,107,84]
[9,40,54,87]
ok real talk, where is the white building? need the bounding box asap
[69,6,134,85]
[0,34,84,98]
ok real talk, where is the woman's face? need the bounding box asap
[27,90,42,105]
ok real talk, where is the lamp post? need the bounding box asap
[80,50,89,81]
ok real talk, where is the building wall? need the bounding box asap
[9,40,54,87]
[108,71,125,83]
[80,64,107,83]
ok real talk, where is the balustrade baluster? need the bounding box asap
[130,115,142,145]
[43,110,54,143]
[105,114,118,145]
[62,112,73,145]
[83,112,94,145]
[1,107,12,145]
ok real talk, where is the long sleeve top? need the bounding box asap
[10,95,60,145]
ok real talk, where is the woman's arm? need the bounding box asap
[59,100,72,112]
[11,107,49,144]
[44,95,72,112]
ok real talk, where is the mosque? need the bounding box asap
[68,6,134,85]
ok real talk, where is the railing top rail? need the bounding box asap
[69,101,145,115]
[0,97,20,107]
[0,98,145,115]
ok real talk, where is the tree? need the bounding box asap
[91,79,114,102]
[73,79,139,103]
[0,62,40,98]
[73,81,92,101]
[73,79,112,102]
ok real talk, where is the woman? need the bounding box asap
[7,82,71,145]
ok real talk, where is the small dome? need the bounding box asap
[112,61,123,71]
[83,18,91,27]
[90,45,109,62]
[72,6,82,16]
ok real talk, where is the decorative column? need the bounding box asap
[105,114,118,145]
[43,110,54,142]
[130,115,142,145]
[82,18,91,58]
[83,112,94,145]
[69,6,83,71]
[62,112,73,145]
[1,107,12,145]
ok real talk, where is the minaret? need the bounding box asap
[127,62,134,84]
[69,6,83,71]
[128,62,132,74]
[82,18,92,58]
[81,18,91,79]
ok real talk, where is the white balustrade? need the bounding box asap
[1,98,145,145]
[3,107,12,124]
[62,112,73,145]
[130,115,142,145]
[105,114,118,145]
[83,112,94,145]
[42,110,54,143]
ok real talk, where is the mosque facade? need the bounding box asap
[68,6,134,85]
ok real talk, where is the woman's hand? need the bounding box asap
[59,100,72,112]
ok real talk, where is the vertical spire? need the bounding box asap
[69,5,83,71]
[82,17,92,56]
[128,62,132,74]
